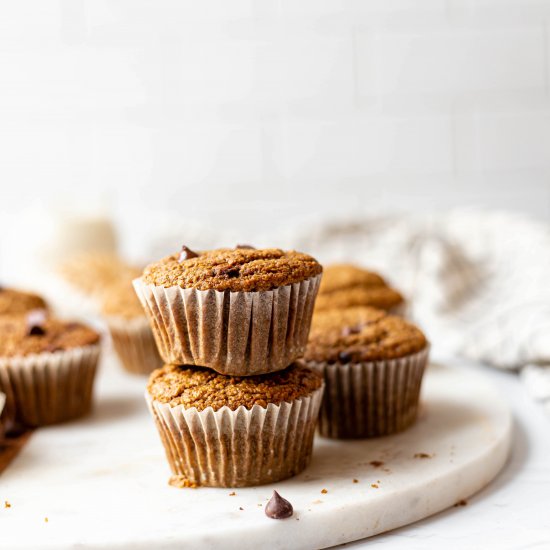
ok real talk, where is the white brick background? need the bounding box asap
[0,0,549,243]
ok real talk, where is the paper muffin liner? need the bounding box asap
[133,274,322,376]
[306,346,429,439]
[146,385,324,488]
[0,345,101,428]
[106,316,163,375]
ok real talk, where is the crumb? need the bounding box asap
[257,503,263,507]
[377,480,380,483]
[371,484,379,489]
[4,501,11,509]
[382,468,391,473]
[414,453,433,459]
[229,492,236,496]
[370,460,384,467]
[312,500,323,504]
[454,499,468,507]
[239,507,244,511]
[353,479,359,483]
[44,517,49,523]
[321,488,328,494]
[296,518,300,521]
[168,475,198,488]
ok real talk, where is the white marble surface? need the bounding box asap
[0,354,514,550]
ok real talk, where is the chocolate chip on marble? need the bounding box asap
[178,245,199,262]
[265,491,293,520]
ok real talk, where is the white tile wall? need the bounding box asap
[0,0,549,237]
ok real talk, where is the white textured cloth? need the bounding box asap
[141,208,550,411]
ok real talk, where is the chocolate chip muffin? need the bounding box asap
[134,246,323,376]
[314,264,405,314]
[0,312,101,427]
[146,363,324,487]
[0,288,48,316]
[101,281,162,375]
[304,306,429,439]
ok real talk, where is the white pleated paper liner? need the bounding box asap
[146,385,324,488]
[0,344,101,428]
[306,346,429,439]
[106,316,163,375]
[133,274,321,376]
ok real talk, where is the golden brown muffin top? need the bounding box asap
[315,263,404,312]
[147,363,323,411]
[59,253,142,298]
[306,306,427,363]
[0,288,48,316]
[315,286,404,312]
[0,312,100,358]
[101,280,144,319]
[141,247,322,292]
[319,264,387,293]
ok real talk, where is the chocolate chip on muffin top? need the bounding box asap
[315,264,404,312]
[0,313,100,357]
[141,247,322,292]
[147,363,323,411]
[306,306,427,363]
[0,288,48,316]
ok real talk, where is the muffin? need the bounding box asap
[146,363,324,487]
[305,306,429,439]
[134,246,323,376]
[101,281,163,375]
[0,312,101,427]
[59,252,142,301]
[0,287,48,316]
[314,264,405,314]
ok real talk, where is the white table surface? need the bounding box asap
[346,357,550,550]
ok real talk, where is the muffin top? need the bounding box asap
[0,312,100,358]
[306,306,427,363]
[315,263,404,312]
[0,288,48,316]
[101,281,144,319]
[59,253,142,297]
[147,363,323,411]
[141,247,322,292]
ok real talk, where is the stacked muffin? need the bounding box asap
[307,264,429,439]
[134,246,325,487]
[0,287,101,429]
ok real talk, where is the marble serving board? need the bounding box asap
[0,358,512,550]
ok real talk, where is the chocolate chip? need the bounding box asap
[341,325,362,337]
[338,351,352,363]
[236,244,255,250]
[225,266,240,278]
[26,309,48,337]
[178,245,199,262]
[265,491,293,520]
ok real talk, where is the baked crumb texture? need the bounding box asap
[0,289,47,316]
[0,315,100,358]
[142,248,322,292]
[315,264,404,312]
[306,306,427,363]
[147,363,322,411]
[147,371,324,487]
